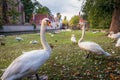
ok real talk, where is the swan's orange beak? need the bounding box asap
[47,20,52,27]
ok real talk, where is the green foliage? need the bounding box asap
[32,0,51,14]
[33,0,42,8]
[82,0,114,29]
[69,15,79,29]
[21,0,51,22]
[21,0,34,22]
[36,6,51,14]
[62,16,68,26]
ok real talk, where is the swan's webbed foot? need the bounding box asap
[27,74,48,80]
[83,51,90,59]
[36,74,48,80]
[84,54,90,59]
[27,74,40,80]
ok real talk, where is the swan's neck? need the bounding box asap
[40,24,51,52]
[78,26,85,43]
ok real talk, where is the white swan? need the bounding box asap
[0,35,5,46]
[108,31,120,39]
[16,37,23,41]
[48,33,54,37]
[1,18,52,80]
[71,34,77,43]
[78,25,111,56]
[30,40,38,44]
[0,35,5,40]
[115,38,120,47]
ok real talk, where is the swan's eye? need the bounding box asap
[46,20,51,26]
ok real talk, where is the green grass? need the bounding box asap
[0,30,120,80]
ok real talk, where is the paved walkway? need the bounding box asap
[0,25,56,32]
[0,25,38,32]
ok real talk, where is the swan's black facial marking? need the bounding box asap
[42,18,52,27]
[46,20,51,23]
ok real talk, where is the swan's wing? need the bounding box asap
[78,42,105,53]
[1,58,26,79]
[2,50,50,79]
[86,42,104,51]
[2,58,36,79]
[115,39,120,47]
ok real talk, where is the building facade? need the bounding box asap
[30,14,54,25]
[1,0,25,25]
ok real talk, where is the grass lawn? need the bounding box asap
[0,30,120,80]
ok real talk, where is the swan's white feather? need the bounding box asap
[108,32,120,39]
[79,42,105,54]
[71,36,77,43]
[1,50,50,80]
[78,41,111,56]
[115,38,120,47]
[16,37,23,41]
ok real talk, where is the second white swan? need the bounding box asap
[78,25,111,56]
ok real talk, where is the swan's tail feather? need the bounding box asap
[115,43,120,47]
[104,52,111,56]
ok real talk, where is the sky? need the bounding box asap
[38,0,84,20]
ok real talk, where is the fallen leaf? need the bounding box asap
[110,73,115,80]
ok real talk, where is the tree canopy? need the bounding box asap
[56,13,62,20]
[32,0,51,14]
[69,15,79,29]
[21,0,34,22]
[81,0,114,29]
[21,0,51,22]
[62,16,68,27]
[36,6,51,14]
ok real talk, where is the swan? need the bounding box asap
[16,37,23,41]
[107,31,120,39]
[78,25,111,56]
[48,33,54,37]
[0,35,5,46]
[1,18,52,80]
[115,38,120,47]
[0,35,5,40]
[30,40,38,44]
[71,34,77,43]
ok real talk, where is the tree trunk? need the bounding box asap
[2,0,8,24]
[0,1,2,26]
[109,0,120,33]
